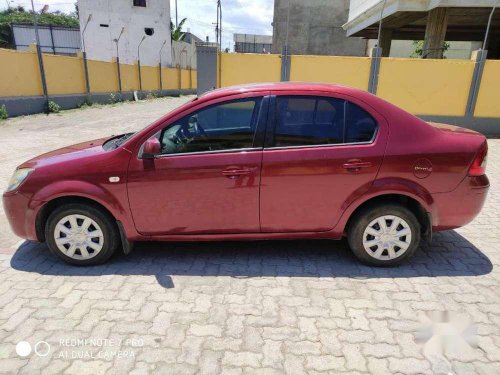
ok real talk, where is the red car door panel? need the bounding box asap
[127,95,267,235]
[127,151,262,235]
[260,92,388,233]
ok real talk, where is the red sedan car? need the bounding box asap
[3,83,489,266]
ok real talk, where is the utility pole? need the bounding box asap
[30,0,49,111]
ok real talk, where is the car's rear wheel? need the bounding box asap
[347,204,421,266]
[45,203,119,266]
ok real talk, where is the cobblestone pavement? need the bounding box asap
[0,98,499,374]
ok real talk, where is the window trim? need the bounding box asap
[140,96,267,159]
[152,147,262,159]
[265,94,379,150]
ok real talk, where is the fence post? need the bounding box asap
[280,45,290,81]
[177,64,181,91]
[465,49,488,117]
[159,62,163,93]
[116,57,123,99]
[189,66,192,89]
[368,47,382,94]
[30,43,49,110]
[49,24,56,54]
[138,59,143,92]
[82,51,91,102]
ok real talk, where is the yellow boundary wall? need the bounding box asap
[290,55,371,90]
[2,47,500,120]
[218,52,500,118]
[220,53,281,87]
[475,60,500,118]
[0,48,196,97]
[377,58,475,117]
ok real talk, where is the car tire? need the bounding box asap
[45,203,119,266]
[347,204,421,266]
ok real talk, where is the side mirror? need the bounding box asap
[142,137,161,158]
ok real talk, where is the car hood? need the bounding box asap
[19,137,109,168]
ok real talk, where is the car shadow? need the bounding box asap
[10,230,492,289]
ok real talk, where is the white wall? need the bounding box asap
[78,0,171,67]
[345,0,500,35]
[171,40,197,69]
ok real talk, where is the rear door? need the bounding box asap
[260,92,388,233]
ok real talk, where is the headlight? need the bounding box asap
[6,168,34,192]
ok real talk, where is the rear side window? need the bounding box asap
[275,97,345,147]
[345,102,377,143]
[272,96,377,147]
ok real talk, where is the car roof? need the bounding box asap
[199,82,369,101]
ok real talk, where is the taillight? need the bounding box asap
[468,142,488,176]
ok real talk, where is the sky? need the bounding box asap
[1,0,275,51]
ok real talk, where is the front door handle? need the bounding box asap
[222,167,254,178]
[343,160,373,171]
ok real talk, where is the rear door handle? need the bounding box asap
[222,167,254,178]
[343,160,373,171]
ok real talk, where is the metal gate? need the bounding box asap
[196,43,218,96]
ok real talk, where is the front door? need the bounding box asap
[260,93,388,232]
[127,96,267,235]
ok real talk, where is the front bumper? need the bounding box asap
[2,191,39,241]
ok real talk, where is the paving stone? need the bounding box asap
[0,102,499,373]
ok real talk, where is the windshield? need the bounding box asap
[103,133,135,151]
[102,96,199,151]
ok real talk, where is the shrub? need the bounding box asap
[47,100,60,113]
[145,91,158,100]
[109,93,119,104]
[0,104,7,120]
[78,99,93,108]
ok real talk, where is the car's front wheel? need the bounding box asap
[45,203,119,266]
[347,204,421,266]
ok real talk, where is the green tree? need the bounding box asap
[411,40,450,58]
[170,18,187,42]
[0,7,79,48]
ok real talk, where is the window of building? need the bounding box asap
[133,0,146,7]
[273,96,377,147]
[160,98,262,154]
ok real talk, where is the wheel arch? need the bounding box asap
[341,193,432,240]
[35,195,117,242]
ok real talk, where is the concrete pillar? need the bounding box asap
[422,8,448,59]
[379,29,393,57]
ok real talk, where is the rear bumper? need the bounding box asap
[2,191,39,241]
[432,175,489,231]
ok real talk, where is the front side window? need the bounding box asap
[273,96,377,147]
[160,98,261,154]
